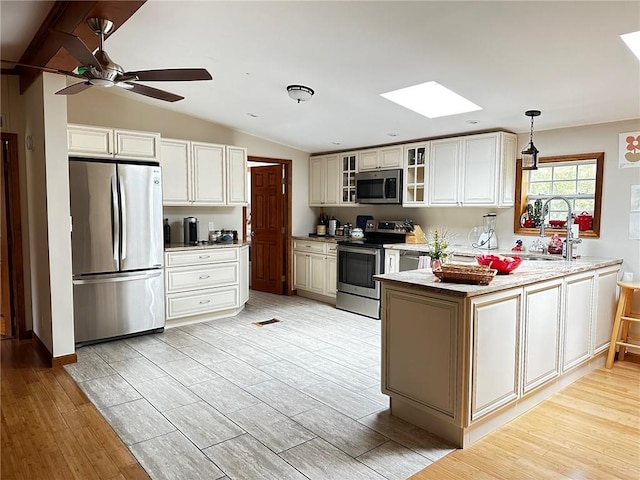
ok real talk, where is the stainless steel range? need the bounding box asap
[336,220,408,319]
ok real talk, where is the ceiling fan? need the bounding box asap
[2,17,212,102]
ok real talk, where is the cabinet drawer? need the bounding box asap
[293,240,325,253]
[166,263,239,293]
[166,286,239,319]
[166,248,239,267]
[326,243,338,256]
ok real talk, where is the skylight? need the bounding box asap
[621,31,640,61]
[380,81,482,118]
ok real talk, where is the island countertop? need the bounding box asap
[374,256,622,298]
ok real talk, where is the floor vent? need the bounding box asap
[252,318,282,327]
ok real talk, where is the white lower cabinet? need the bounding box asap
[563,271,595,372]
[470,288,522,421]
[293,239,337,301]
[593,266,619,354]
[522,279,563,393]
[165,246,247,323]
[384,249,400,273]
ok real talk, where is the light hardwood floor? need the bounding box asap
[1,339,149,480]
[411,361,640,479]
[2,336,639,480]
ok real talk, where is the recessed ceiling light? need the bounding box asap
[332,141,341,145]
[380,81,482,118]
[387,133,399,137]
[621,31,640,61]
[467,120,480,124]
[247,113,259,118]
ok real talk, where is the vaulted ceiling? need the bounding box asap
[2,1,639,153]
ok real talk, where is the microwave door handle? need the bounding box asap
[383,177,389,199]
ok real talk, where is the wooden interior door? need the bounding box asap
[250,165,285,294]
[1,138,12,337]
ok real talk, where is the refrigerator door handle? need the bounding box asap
[111,175,120,265]
[119,176,127,261]
[73,270,162,285]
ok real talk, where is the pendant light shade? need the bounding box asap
[287,85,314,103]
[521,110,541,170]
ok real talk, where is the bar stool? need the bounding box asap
[606,281,640,368]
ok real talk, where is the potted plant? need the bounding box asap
[426,228,450,270]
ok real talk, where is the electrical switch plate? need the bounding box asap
[208,222,214,231]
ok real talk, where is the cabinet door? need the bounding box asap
[293,251,309,289]
[563,272,595,371]
[192,142,225,204]
[380,145,403,169]
[160,139,191,205]
[339,152,358,205]
[471,288,521,422]
[358,149,379,171]
[114,129,160,160]
[403,142,428,206]
[523,279,562,394]
[239,245,249,305]
[429,139,461,205]
[308,253,326,294]
[593,266,620,354]
[324,154,341,206]
[68,124,113,158]
[325,255,337,298]
[499,133,517,207]
[461,133,499,205]
[226,146,248,205]
[309,157,326,206]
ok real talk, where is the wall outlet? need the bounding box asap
[208,222,214,231]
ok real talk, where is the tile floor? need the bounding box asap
[65,291,455,480]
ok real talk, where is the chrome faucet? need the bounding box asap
[539,196,582,262]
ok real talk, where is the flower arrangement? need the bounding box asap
[425,228,451,261]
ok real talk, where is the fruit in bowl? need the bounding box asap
[549,220,566,228]
[475,254,523,274]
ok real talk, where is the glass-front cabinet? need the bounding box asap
[403,141,429,206]
[340,151,358,204]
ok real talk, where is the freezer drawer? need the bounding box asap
[73,270,165,344]
[166,286,239,319]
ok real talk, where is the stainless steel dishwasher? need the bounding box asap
[398,250,424,271]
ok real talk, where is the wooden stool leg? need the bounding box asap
[606,288,631,369]
[618,298,633,362]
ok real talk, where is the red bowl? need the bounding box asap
[475,254,523,274]
[549,220,566,228]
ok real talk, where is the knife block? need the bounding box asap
[405,225,426,244]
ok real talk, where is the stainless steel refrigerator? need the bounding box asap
[69,158,165,345]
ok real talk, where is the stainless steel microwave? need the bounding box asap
[355,169,402,204]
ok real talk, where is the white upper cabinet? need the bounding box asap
[68,124,159,160]
[160,139,247,206]
[358,145,403,171]
[339,152,358,205]
[309,154,340,206]
[429,132,517,207]
[403,141,429,206]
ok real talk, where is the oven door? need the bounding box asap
[337,245,382,299]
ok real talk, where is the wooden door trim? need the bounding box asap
[1,133,27,339]
[245,156,293,295]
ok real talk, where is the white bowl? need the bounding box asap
[351,228,364,239]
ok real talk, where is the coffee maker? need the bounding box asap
[183,217,199,245]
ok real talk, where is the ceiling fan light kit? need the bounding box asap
[2,17,212,102]
[287,85,314,103]
[521,109,541,171]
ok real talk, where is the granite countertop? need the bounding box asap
[383,243,571,259]
[293,235,341,243]
[374,256,622,298]
[165,241,249,252]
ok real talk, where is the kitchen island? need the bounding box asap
[374,257,621,447]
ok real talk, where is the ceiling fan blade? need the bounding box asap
[49,29,102,71]
[125,83,184,102]
[1,59,85,79]
[123,68,212,82]
[55,82,93,95]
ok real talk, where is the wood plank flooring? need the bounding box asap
[1,339,149,480]
[411,361,640,480]
[2,336,639,480]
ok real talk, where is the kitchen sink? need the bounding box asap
[522,255,564,261]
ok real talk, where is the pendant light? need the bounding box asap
[521,109,541,170]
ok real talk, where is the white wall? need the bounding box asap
[21,73,75,356]
[66,89,315,237]
[323,119,640,278]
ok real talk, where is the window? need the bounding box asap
[514,152,604,238]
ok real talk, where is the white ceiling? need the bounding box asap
[3,1,640,154]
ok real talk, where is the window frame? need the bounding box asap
[513,152,604,238]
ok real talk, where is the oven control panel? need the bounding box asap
[366,220,408,234]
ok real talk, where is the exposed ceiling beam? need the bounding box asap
[18,0,145,93]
